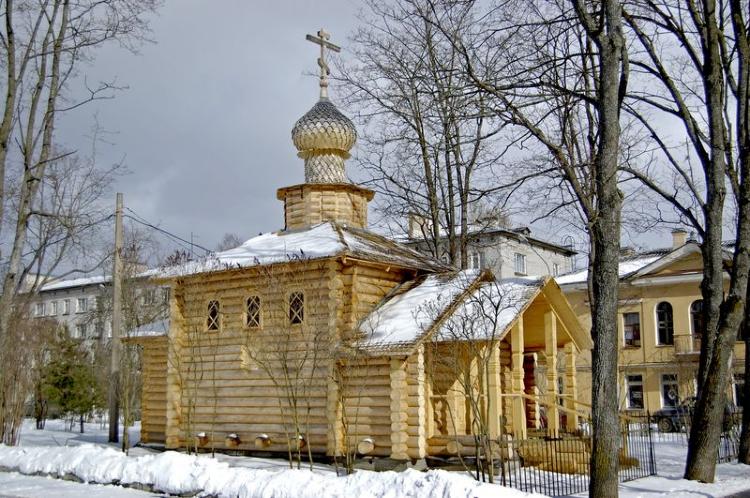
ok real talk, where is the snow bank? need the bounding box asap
[0,444,546,498]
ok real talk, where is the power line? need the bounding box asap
[20,213,116,258]
[122,208,212,254]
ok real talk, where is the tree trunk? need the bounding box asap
[739,306,750,463]
[584,1,626,496]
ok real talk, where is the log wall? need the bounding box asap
[163,257,410,458]
[140,337,168,444]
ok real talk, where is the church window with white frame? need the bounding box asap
[289,292,304,324]
[246,296,261,328]
[207,300,221,331]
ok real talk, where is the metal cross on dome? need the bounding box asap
[305,28,341,99]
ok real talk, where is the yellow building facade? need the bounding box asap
[557,238,746,414]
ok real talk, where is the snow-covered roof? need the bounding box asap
[40,275,111,292]
[149,222,448,279]
[127,319,169,339]
[436,277,544,342]
[359,270,544,350]
[554,255,662,286]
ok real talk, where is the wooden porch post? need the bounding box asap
[390,357,409,460]
[565,342,579,432]
[511,318,527,439]
[488,343,502,439]
[545,310,559,436]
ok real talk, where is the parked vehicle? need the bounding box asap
[653,397,695,433]
[653,397,740,433]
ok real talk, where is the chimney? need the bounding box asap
[672,229,688,248]
[408,214,431,239]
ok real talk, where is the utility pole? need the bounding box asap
[108,193,123,443]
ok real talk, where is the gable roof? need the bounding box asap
[358,270,589,354]
[554,241,733,289]
[149,222,448,279]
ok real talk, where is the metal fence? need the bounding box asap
[629,406,743,463]
[492,420,656,496]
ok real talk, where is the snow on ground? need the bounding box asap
[1,419,543,498]
[0,472,163,497]
[2,419,749,497]
[616,438,750,498]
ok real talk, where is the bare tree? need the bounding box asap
[620,0,750,480]
[415,1,627,494]
[239,258,328,470]
[215,233,242,252]
[340,0,511,267]
[0,0,160,445]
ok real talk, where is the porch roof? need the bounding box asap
[358,270,591,354]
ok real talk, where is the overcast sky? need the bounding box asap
[57,0,362,254]
[55,0,672,257]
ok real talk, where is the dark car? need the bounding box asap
[653,397,695,433]
[654,397,739,433]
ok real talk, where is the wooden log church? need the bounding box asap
[132,29,591,463]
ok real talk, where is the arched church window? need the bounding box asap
[289,292,304,324]
[246,296,261,328]
[207,300,220,331]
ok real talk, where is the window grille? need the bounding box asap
[514,253,527,275]
[246,296,261,328]
[207,300,220,331]
[289,292,304,324]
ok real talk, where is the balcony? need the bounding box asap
[675,334,701,356]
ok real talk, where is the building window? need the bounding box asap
[735,373,745,408]
[207,300,220,331]
[49,301,58,316]
[552,263,560,276]
[35,302,45,317]
[626,375,644,409]
[161,287,171,303]
[76,297,88,313]
[661,374,679,407]
[623,312,641,347]
[63,299,71,315]
[514,253,527,275]
[656,302,674,345]
[691,300,704,339]
[75,323,87,339]
[246,296,261,328]
[142,289,156,305]
[289,292,304,324]
[469,251,484,270]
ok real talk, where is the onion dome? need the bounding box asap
[291,98,357,184]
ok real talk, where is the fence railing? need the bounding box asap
[491,419,656,496]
